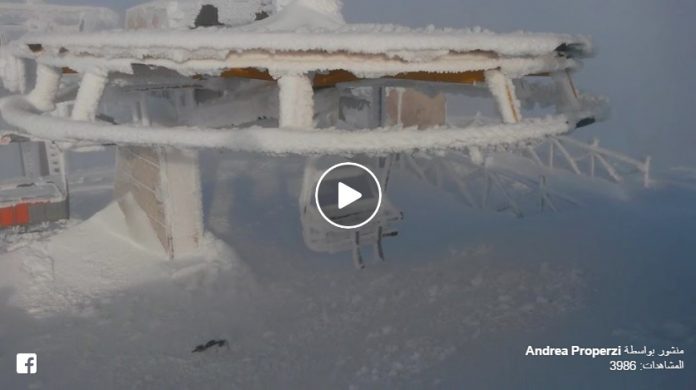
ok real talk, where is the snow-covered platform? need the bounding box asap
[0,0,604,154]
[0,0,611,257]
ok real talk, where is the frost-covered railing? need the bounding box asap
[0,93,580,154]
[0,60,605,154]
[398,152,580,217]
[526,135,652,188]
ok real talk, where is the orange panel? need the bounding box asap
[219,67,274,81]
[392,70,486,84]
[214,68,487,87]
[0,207,15,227]
[314,70,486,88]
[15,203,30,225]
[313,70,360,87]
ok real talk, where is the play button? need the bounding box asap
[338,182,362,209]
[315,162,383,229]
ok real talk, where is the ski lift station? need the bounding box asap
[0,0,650,261]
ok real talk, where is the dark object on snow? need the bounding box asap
[193,5,223,28]
[255,10,270,21]
[96,113,117,124]
[192,339,228,353]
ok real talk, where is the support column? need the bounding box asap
[552,70,581,111]
[27,64,62,111]
[277,73,314,128]
[114,146,204,259]
[1,55,28,93]
[72,70,108,121]
[485,69,521,124]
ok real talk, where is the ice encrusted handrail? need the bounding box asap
[0,95,585,155]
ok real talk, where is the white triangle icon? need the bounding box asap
[338,182,362,209]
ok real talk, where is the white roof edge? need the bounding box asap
[17,28,592,59]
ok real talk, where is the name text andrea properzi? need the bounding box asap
[525,345,686,371]
[526,345,621,358]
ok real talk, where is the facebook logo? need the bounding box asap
[16,353,37,374]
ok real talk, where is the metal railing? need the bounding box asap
[526,136,652,188]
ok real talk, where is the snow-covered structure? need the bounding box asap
[0,0,604,150]
[0,1,119,36]
[126,0,274,29]
[300,156,402,269]
[0,0,611,256]
[0,1,119,92]
[0,1,119,230]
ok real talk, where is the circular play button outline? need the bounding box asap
[315,162,383,230]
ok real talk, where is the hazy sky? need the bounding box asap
[11,0,696,167]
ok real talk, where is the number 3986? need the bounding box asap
[609,361,636,371]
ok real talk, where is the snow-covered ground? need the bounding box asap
[1,150,695,388]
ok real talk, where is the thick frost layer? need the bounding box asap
[19,27,589,60]
[0,51,25,93]
[25,63,61,111]
[0,2,118,92]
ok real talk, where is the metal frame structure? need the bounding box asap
[526,136,652,188]
[0,136,68,229]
